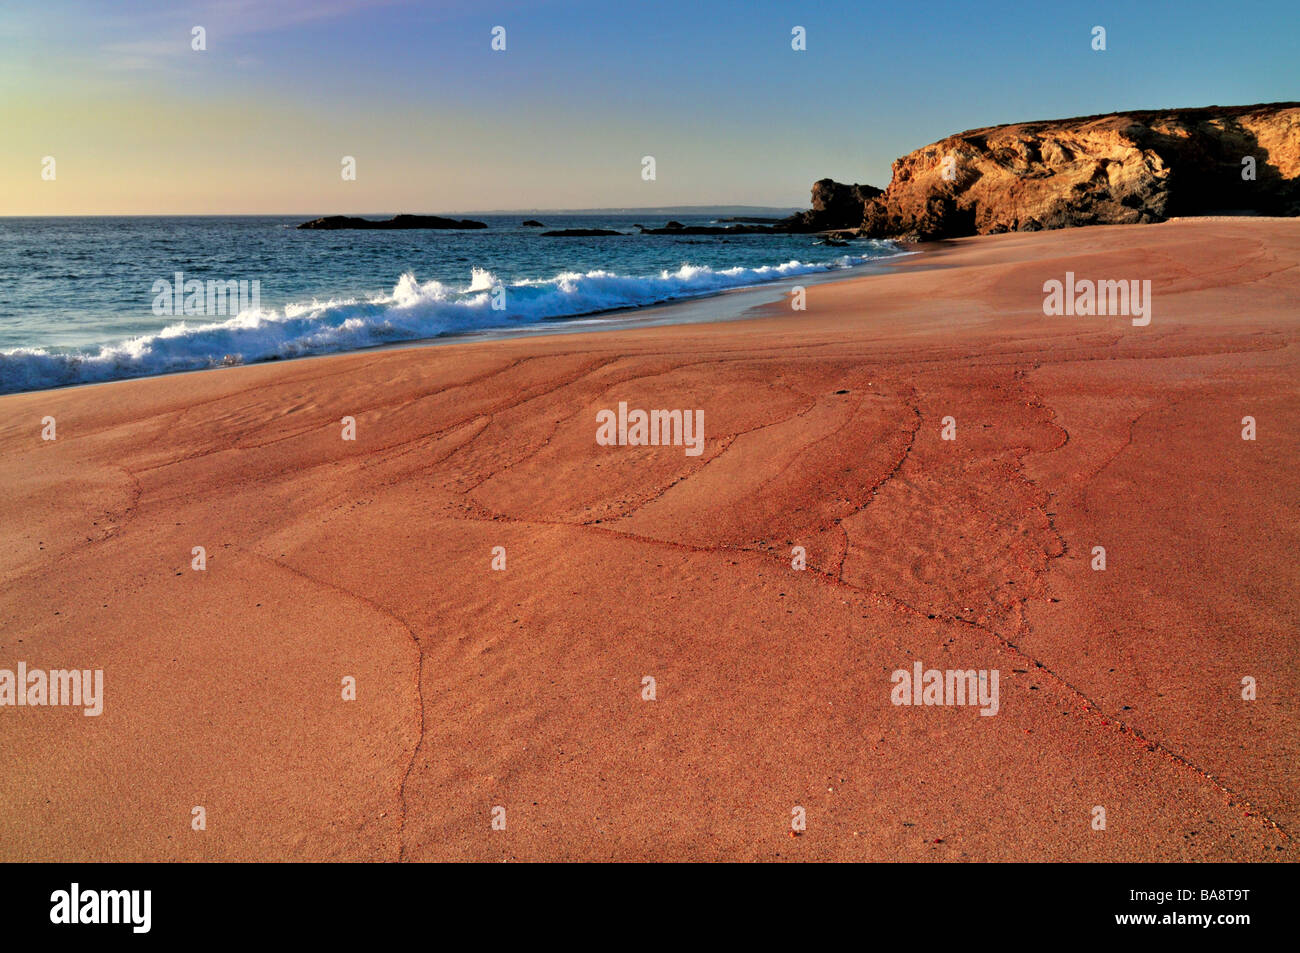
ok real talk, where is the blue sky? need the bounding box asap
[3,0,1297,213]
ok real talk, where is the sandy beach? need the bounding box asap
[0,218,1295,861]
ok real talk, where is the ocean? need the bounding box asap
[0,212,904,394]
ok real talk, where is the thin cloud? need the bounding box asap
[93,0,406,70]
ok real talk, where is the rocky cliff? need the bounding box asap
[822,103,1300,240]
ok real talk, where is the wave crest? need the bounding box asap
[0,245,901,393]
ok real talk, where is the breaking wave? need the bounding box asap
[0,245,902,393]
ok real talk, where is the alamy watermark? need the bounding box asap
[152,271,260,317]
[890,661,999,716]
[1,662,103,716]
[50,883,150,933]
[596,401,704,456]
[1043,272,1151,326]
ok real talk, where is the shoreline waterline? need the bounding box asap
[0,247,914,397]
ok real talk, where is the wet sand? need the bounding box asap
[0,218,1296,861]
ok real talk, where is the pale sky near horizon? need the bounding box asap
[3,0,1297,215]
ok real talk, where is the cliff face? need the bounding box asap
[845,103,1300,240]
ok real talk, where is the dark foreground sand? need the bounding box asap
[0,219,1295,861]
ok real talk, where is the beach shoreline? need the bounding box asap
[1,218,1295,861]
[0,214,909,397]
[0,246,913,398]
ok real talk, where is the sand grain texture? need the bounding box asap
[1,220,1296,861]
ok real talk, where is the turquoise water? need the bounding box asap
[0,212,902,393]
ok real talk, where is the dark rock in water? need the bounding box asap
[297,214,488,230]
[853,102,1300,240]
[814,238,850,247]
[779,179,884,233]
[540,228,625,236]
[635,222,778,235]
[521,219,544,227]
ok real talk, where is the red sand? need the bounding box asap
[0,219,1295,860]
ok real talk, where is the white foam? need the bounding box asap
[0,246,901,393]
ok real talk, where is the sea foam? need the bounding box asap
[0,247,900,393]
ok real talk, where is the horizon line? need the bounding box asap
[0,205,806,219]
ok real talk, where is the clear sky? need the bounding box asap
[3,0,1296,215]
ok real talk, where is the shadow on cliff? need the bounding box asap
[1136,118,1299,217]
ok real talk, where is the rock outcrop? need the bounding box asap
[540,228,625,237]
[804,103,1300,240]
[297,214,487,230]
[780,179,883,232]
[634,221,778,235]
